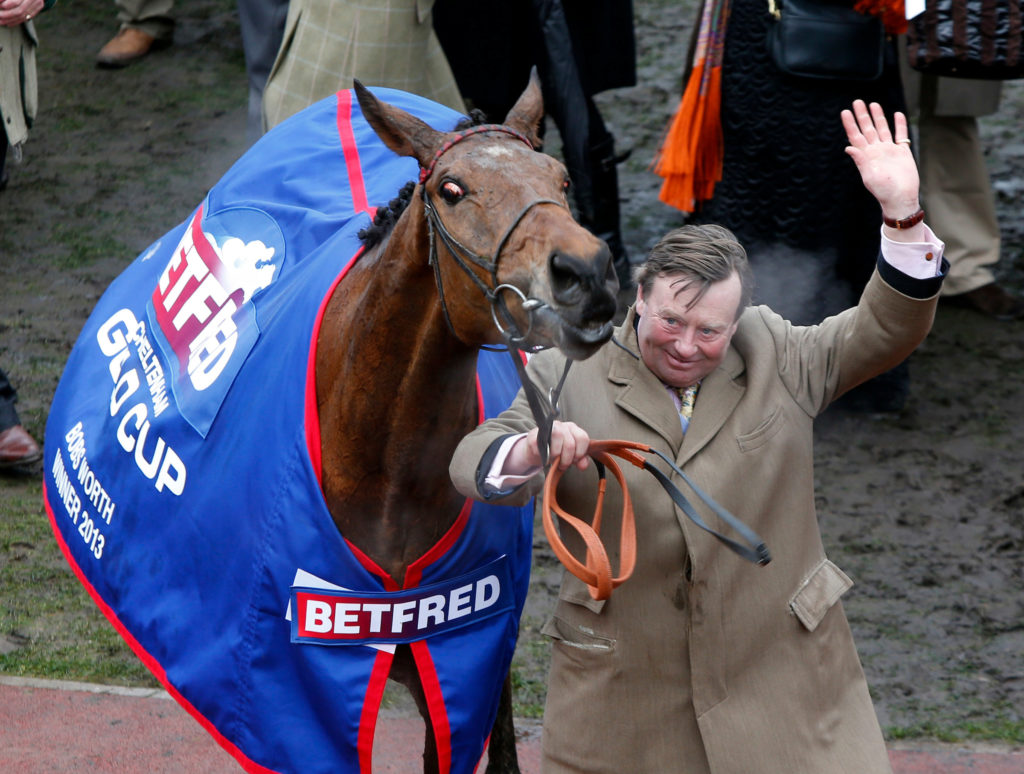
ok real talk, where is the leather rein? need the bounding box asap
[544,439,771,600]
[419,124,770,602]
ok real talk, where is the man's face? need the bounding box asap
[634,272,742,388]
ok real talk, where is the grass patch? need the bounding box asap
[50,224,129,269]
[0,476,152,687]
[887,717,1024,745]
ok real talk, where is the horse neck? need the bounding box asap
[315,205,483,581]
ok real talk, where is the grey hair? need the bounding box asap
[634,224,754,319]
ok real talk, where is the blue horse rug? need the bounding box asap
[42,88,534,774]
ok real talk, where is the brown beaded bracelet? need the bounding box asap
[882,208,925,230]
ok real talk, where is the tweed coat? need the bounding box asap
[261,0,464,130]
[451,261,944,773]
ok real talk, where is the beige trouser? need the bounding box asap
[918,110,1000,296]
[116,0,174,40]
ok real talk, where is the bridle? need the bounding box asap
[418,124,560,352]
[417,123,572,467]
[418,123,770,601]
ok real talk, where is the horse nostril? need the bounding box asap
[548,250,618,325]
[548,251,585,303]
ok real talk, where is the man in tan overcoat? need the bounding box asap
[450,102,946,773]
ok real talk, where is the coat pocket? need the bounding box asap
[789,558,853,632]
[736,405,785,452]
[540,613,615,653]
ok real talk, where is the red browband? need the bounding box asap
[419,125,534,184]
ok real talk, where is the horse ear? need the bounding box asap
[353,79,444,169]
[502,67,544,149]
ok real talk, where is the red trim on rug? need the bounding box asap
[303,250,362,486]
[42,485,280,774]
[306,89,379,484]
[342,538,401,592]
[410,639,453,774]
[476,374,485,424]
[357,648,396,773]
[336,89,371,215]
[402,498,472,589]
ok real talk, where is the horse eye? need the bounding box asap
[439,180,465,203]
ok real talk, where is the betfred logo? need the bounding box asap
[152,205,277,392]
[147,205,283,437]
[291,557,514,646]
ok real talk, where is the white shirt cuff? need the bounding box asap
[483,433,539,492]
[880,223,945,279]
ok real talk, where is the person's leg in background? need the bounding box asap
[583,104,633,296]
[96,0,174,69]
[919,106,1024,319]
[905,63,1024,320]
[1,138,8,191]
[238,0,289,143]
[0,368,41,469]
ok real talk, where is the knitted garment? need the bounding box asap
[43,88,533,774]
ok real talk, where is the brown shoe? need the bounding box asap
[0,425,42,468]
[945,283,1024,321]
[96,27,166,68]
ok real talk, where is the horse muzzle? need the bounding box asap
[538,247,618,359]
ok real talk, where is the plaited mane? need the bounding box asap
[358,110,489,249]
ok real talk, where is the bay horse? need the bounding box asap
[315,76,618,771]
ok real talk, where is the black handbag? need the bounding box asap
[906,0,1024,80]
[766,0,886,81]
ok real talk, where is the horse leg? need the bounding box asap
[484,672,521,774]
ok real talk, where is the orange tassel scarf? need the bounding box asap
[652,0,732,213]
[653,0,905,213]
[854,0,907,35]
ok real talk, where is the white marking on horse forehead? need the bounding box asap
[481,144,518,161]
[460,144,527,175]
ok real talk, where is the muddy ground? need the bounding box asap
[1,0,1022,742]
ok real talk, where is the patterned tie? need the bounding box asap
[676,383,700,433]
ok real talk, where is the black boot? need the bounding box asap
[0,140,9,192]
[579,133,633,292]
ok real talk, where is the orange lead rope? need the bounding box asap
[542,439,771,601]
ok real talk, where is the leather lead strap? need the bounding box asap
[542,440,771,600]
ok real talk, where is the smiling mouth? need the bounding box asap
[667,354,699,368]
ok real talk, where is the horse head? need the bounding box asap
[354,72,619,360]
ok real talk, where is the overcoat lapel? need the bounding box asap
[677,346,745,466]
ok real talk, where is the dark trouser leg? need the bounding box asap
[1,139,8,190]
[238,0,289,142]
[576,99,633,290]
[0,368,22,432]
